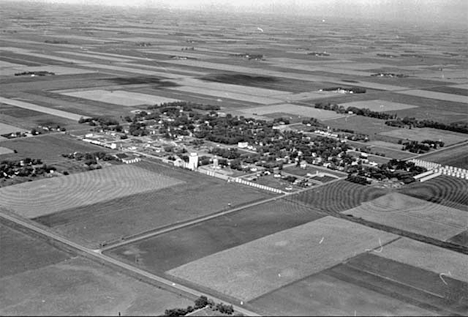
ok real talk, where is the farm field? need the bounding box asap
[417,143,468,168]
[379,128,468,146]
[342,192,467,241]
[0,122,27,135]
[448,230,468,247]
[167,216,398,301]
[290,180,389,214]
[60,89,180,106]
[106,199,326,274]
[341,100,418,112]
[396,89,468,103]
[239,104,348,120]
[0,164,184,218]
[397,175,468,211]
[322,115,398,136]
[34,161,273,248]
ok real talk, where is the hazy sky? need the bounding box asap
[10,0,468,26]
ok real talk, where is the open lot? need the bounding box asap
[34,161,273,248]
[61,89,180,106]
[323,115,398,136]
[342,192,467,241]
[379,128,468,146]
[0,164,184,218]
[106,199,325,273]
[290,180,389,214]
[397,175,468,211]
[168,216,397,301]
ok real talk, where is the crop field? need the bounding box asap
[379,127,467,146]
[396,89,468,104]
[366,146,413,160]
[0,97,86,121]
[250,253,459,316]
[34,161,273,248]
[167,216,398,301]
[290,180,389,214]
[417,143,468,168]
[106,199,326,273]
[0,134,106,163]
[378,238,468,285]
[425,86,468,96]
[0,164,184,218]
[341,100,418,112]
[342,192,467,241]
[239,104,348,120]
[60,89,180,106]
[397,176,468,211]
[0,147,14,155]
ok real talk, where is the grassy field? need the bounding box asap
[379,128,467,146]
[290,180,389,214]
[397,176,468,211]
[34,161,273,248]
[167,216,397,301]
[106,199,325,273]
[342,192,467,241]
[322,115,398,136]
[396,89,468,104]
[417,143,468,168]
[0,164,183,218]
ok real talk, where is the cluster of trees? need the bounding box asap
[129,120,148,136]
[371,72,408,78]
[302,117,325,128]
[314,102,396,120]
[148,101,220,112]
[347,174,371,185]
[78,116,122,131]
[45,40,69,44]
[15,71,55,76]
[320,87,366,93]
[210,147,241,159]
[164,296,237,317]
[61,151,117,165]
[0,158,57,179]
[272,117,290,125]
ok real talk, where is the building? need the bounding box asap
[188,153,198,170]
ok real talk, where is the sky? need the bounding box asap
[8,0,468,26]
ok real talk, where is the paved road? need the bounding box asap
[0,211,260,317]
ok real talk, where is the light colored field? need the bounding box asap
[175,78,291,97]
[168,216,398,301]
[110,37,179,43]
[61,90,179,106]
[0,122,27,135]
[0,61,24,68]
[58,51,132,62]
[343,192,467,240]
[0,97,86,121]
[240,104,348,120]
[0,65,97,77]
[379,128,468,146]
[0,257,192,316]
[395,89,468,103]
[149,50,227,60]
[378,238,468,284]
[341,100,418,112]
[0,147,14,155]
[368,140,407,150]
[168,85,283,104]
[0,164,184,218]
[451,83,468,90]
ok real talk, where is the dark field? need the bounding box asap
[290,180,389,214]
[251,253,467,316]
[34,160,274,248]
[397,176,468,211]
[448,231,468,247]
[105,199,325,274]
